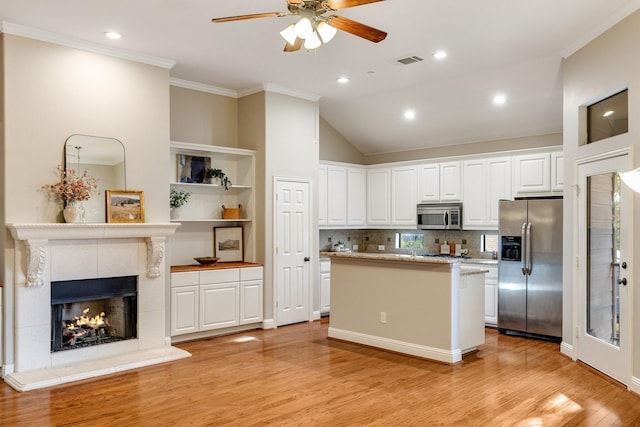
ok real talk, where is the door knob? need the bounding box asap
[304,257,310,262]
[619,277,628,286]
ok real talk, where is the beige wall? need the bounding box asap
[563,9,640,382]
[170,85,238,146]
[319,117,364,164]
[2,33,171,368]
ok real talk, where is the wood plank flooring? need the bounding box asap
[2,318,640,426]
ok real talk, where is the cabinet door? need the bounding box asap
[347,167,367,226]
[484,267,498,326]
[171,285,199,336]
[327,165,347,226]
[200,283,239,330]
[391,166,418,226]
[240,280,263,324]
[551,152,564,192]
[320,272,331,313]
[440,161,462,201]
[367,168,391,226]
[319,164,328,226]
[487,156,512,226]
[462,160,487,228]
[513,153,550,195]
[418,163,440,202]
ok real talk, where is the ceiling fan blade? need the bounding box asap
[326,0,384,10]
[284,37,303,52]
[287,0,303,4]
[326,15,387,43]
[212,12,287,23]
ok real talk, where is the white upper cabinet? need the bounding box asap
[318,164,327,226]
[513,153,550,195]
[551,152,564,192]
[347,167,367,226]
[462,156,511,230]
[367,167,391,226]
[462,159,487,228]
[326,165,347,226]
[391,165,418,226]
[418,163,440,202]
[440,161,462,201]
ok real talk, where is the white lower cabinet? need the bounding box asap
[320,259,331,314]
[482,265,498,326]
[171,266,263,336]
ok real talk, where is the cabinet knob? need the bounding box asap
[304,257,310,262]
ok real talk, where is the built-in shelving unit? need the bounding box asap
[169,141,255,223]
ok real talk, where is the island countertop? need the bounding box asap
[322,251,458,264]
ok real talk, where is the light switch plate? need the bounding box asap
[378,245,385,251]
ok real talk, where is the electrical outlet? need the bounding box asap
[378,245,385,251]
[352,244,359,251]
[380,312,387,323]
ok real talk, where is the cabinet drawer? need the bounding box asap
[240,266,263,281]
[171,271,199,287]
[200,268,240,284]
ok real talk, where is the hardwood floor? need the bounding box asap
[2,318,640,426]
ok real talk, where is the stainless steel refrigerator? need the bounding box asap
[498,198,563,338]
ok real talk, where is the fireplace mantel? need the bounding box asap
[7,223,179,286]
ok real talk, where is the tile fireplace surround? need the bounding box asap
[3,223,191,391]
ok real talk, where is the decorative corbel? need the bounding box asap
[145,237,166,279]
[24,239,48,287]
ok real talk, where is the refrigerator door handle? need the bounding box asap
[526,222,532,275]
[521,222,528,275]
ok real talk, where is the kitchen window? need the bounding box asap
[395,233,424,250]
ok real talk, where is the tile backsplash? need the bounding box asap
[319,228,498,259]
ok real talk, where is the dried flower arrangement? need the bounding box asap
[41,165,99,205]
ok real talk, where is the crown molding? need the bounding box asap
[0,22,176,69]
[170,78,238,98]
[560,3,640,58]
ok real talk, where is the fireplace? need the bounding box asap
[51,276,138,352]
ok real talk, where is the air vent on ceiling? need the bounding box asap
[397,56,424,65]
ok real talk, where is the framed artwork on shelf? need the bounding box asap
[177,154,211,184]
[214,226,243,262]
[106,190,145,223]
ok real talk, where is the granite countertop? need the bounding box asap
[460,268,490,276]
[320,251,498,266]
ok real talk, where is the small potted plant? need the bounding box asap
[205,168,232,190]
[170,189,191,219]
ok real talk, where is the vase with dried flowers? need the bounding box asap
[41,165,99,223]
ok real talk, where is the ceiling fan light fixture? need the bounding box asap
[294,17,313,39]
[304,31,322,49]
[317,22,337,43]
[280,24,298,45]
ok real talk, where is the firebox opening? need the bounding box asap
[51,276,137,352]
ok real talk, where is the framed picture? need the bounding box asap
[214,226,244,262]
[106,190,145,223]
[177,154,211,184]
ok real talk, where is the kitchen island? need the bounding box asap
[326,252,486,363]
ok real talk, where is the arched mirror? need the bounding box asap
[65,134,126,223]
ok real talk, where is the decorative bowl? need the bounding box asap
[194,257,220,265]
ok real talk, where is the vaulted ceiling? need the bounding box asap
[1,0,639,154]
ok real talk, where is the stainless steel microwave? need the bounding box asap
[417,203,463,230]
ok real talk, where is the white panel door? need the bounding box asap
[367,168,391,226]
[391,166,418,226]
[327,165,347,226]
[276,179,311,326]
[347,167,367,226]
[418,163,440,202]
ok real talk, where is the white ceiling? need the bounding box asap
[1,0,639,155]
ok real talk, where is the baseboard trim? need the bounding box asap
[560,341,575,359]
[262,318,276,329]
[630,376,640,395]
[328,327,462,363]
[311,311,321,321]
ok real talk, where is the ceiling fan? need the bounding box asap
[211,0,387,52]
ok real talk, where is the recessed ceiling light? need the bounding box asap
[433,50,447,60]
[404,110,416,120]
[493,94,507,105]
[603,110,615,117]
[337,77,349,84]
[104,31,122,40]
